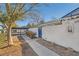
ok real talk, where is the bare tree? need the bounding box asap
[0,3,45,46]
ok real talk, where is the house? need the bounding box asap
[29,7,79,51]
[11,27,29,35]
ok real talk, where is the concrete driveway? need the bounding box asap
[21,35,59,56]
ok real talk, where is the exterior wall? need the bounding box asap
[42,18,79,51]
[29,18,79,51]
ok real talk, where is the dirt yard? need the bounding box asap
[0,36,22,56]
[0,36,37,56]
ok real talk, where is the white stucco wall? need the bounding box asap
[29,18,79,51]
[42,19,79,51]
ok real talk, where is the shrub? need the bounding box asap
[26,31,36,39]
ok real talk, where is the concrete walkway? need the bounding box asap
[21,35,59,56]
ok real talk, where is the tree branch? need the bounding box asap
[23,3,38,15]
[11,4,18,17]
[19,4,26,11]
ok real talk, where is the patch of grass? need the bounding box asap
[0,33,7,48]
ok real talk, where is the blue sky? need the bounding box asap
[1,3,79,27]
[16,3,79,27]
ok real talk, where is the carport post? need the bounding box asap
[38,26,42,38]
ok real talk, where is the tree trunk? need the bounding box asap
[7,26,13,46]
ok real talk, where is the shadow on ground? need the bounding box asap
[18,36,38,56]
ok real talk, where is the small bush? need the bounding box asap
[26,31,36,39]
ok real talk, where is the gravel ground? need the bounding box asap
[37,38,79,56]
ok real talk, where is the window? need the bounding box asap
[68,25,72,32]
[12,29,17,33]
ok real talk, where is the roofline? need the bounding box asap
[62,7,79,18]
[12,27,29,29]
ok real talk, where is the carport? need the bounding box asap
[11,27,29,35]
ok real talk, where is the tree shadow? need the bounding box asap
[0,45,11,49]
[17,36,38,56]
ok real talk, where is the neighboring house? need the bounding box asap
[11,27,29,35]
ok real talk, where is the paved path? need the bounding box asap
[21,35,59,56]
